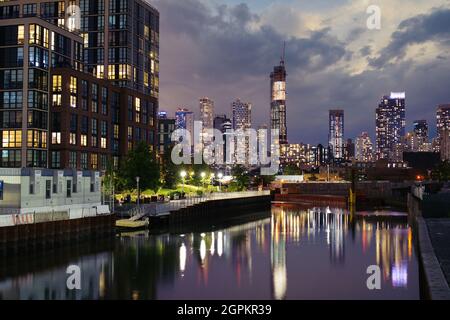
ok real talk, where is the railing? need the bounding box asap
[0,205,111,227]
[128,190,270,218]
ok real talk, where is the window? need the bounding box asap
[70,76,77,94]
[70,133,76,145]
[27,130,47,148]
[2,130,22,147]
[51,132,61,144]
[70,95,77,108]
[91,153,98,169]
[114,124,119,139]
[52,94,61,107]
[23,4,37,17]
[101,137,107,149]
[81,134,87,146]
[51,151,60,168]
[46,180,51,199]
[135,97,141,123]
[52,75,62,92]
[69,151,77,168]
[17,25,25,44]
[80,152,88,169]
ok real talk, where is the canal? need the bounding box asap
[0,205,420,300]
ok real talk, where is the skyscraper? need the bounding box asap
[375,92,406,161]
[437,104,450,160]
[437,105,450,141]
[355,132,373,162]
[199,97,214,144]
[328,110,344,160]
[231,99,252,165]
[175,108,194,137]
[270,53,287,145]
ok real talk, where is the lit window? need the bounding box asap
[70,95,77,108]
[70,76,77,94]
[70,133,76,145]
[91,153,98,169]
[101,137,107,149]
[144,72,149,87]
[17,25,24,44]
[52,75,62,92]
[52,94,62,107]
[2,130,22,148]
[52,132,61,144]
[81,134,87,146]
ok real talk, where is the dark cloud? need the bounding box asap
[155,0,450,144]
[370,7,450,68]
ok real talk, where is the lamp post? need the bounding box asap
[136,176,140,207]
[180,170,187,194]
[217,172,223,192]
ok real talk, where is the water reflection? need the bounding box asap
[0,206,419,300]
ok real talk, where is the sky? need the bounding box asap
[153,0,450,145]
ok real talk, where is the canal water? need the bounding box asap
[0,205,420,300]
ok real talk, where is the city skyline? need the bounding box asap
[156,0,450,145]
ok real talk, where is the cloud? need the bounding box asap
[370,7,450,68]
[154,0,450,144]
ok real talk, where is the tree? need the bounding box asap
[231,165,250,191]
[433,160,450,182]
[161,145,178,189]
[283,164,301,175]
[118,141,160,191]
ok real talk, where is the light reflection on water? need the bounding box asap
[0,206,419,300]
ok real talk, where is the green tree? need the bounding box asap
[283,164,301,175]
[161,146,178,189]
[231,165,250,191]
[118,141,160,191]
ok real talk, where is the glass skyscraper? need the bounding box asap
[375,92,406,161]
[328,110,344,161]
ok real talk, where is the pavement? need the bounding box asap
[426,218,450,288]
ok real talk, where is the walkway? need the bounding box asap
[427,219,450,288]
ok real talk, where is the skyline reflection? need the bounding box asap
[0,206,419,300]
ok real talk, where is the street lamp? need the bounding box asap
[217,172,223,192]
[180,170,187,194]
[136,176,140,206]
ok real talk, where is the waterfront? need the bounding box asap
[0,205,419,300]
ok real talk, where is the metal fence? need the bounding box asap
[0,205,111,227]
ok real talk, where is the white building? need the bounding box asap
[0,168,109,225]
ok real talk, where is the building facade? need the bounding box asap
[375,92,406,161]
[157,113,175,156]
[355,132,373,162]
[270,58,287,145]
[0,1,158,170]
[328,110,344,161]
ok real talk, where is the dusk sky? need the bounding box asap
[154,0,450,145]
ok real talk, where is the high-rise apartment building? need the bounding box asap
[232,99,252,165]
[375,92,406,160]
[328,110,344,161]
[355,132,373,162]
[199,97,214,145]
[0,1,158,170]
